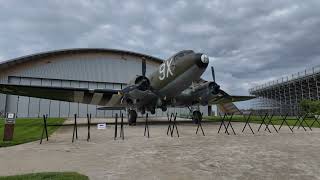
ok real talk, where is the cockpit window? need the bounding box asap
[173,50,194,60]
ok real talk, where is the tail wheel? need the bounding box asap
[192,111,202,124]
[128,110,137,125]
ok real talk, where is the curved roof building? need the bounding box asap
[0,48,165,118]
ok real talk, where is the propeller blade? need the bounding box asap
[211,66,215,82]
[120,85,136,94]
[142,58,146,77]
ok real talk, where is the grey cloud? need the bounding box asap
[1,0,320,109]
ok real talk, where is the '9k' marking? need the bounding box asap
[159,58,174,80]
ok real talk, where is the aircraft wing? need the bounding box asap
[0,83,119,106]
[208,90,255,104]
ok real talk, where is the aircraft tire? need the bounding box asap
[192,111,202,124]
[128,110,137,125]
[150,108,156,114]
[161,106,167,112]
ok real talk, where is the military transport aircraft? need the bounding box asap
[0,50,254,125]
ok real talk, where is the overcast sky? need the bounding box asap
[1,0,320,108]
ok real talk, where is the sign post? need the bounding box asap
[3,113,16,141]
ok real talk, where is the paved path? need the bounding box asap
[0,120,319,180]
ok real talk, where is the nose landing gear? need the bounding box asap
[161,106,167,112]
[128,110,137,125]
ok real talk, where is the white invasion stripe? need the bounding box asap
[74,91,84,103]
[91,93,103,105]
[106,94,122,106]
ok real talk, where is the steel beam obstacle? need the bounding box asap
[166,113,173,136]
[241,112,254,134]
[39,110,320,144]
[166,113,180,137]
[278,113,293,132]
[297,114,312,131]
[292,114,310,131]
[264,113,278,133]
[218,113,229,135]
[218,113,236,135]
[310,115,320,128]
[217,113,229,134]
[40,114,49,144]
[257,113,272,133]
[87,113,91,141]
[225,113,236,135]
[144,113,150,138]
[72,114,78,143]
[171,113,179,137]
[114,113,118,140]
[196,114,205,136]
[114,113,125,140]
[120,113,124,140]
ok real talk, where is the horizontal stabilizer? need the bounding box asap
[209,89,255,104]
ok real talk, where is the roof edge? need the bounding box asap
[0,48,164,69]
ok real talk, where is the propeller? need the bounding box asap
[119,58,148,96]
[210,66,221,95]
[211,66,215,82]
[138,58,150,91]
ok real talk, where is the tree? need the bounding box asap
[300,99,320,114]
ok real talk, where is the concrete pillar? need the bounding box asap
[208,105,212,116]
[316,77,319,100]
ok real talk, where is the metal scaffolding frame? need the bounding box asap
[249,66,320,115]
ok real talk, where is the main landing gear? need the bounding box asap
[192,110,202,124]
[128,110,137,125]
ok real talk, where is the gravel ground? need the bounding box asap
[0,117,319,180]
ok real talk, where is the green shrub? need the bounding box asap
[300,99,320,114]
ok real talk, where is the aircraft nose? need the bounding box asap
[201,54,209,63]
[195,53,209,68]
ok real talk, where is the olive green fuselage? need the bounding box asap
[148,52,207,99]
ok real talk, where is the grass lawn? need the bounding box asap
[0,172,88,180]
[0,117,65,147]
[204,115,320,128]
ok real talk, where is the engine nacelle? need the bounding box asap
[193,82,220,95]
[208,82,220,95]
[134,76,151,91]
